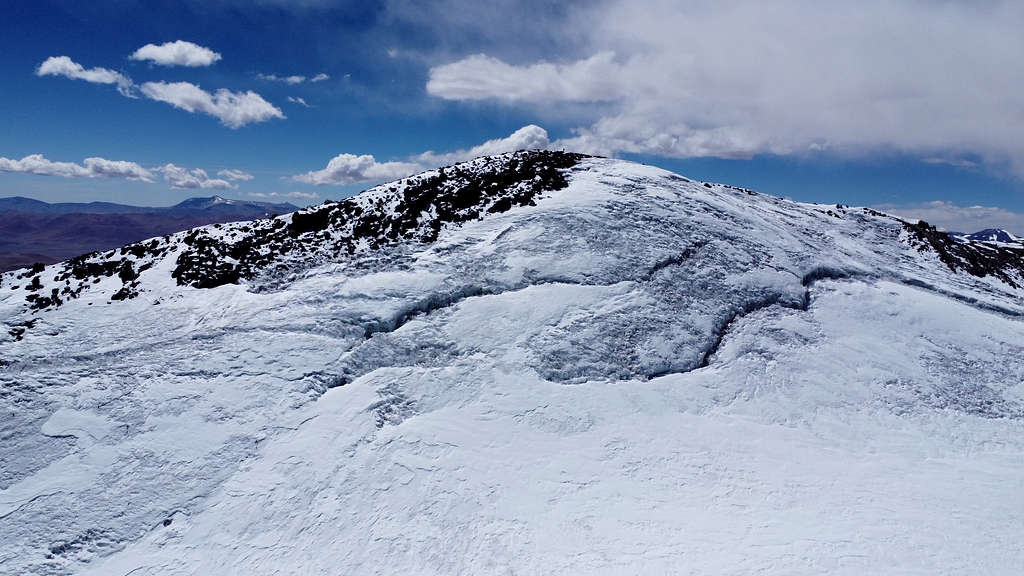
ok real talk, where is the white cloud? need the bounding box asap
[258,73,306,85]
[426,0,1024,176]
[0,154,255,192]
[292,125,553,186]
[0,154,154,181]
[159,164,235,190]
[81,157,156,181]
[428,52,624,103]
[37,56,283,128]
[292,154,421,186]
[140,81,284,128]
[287,96,311,107]
[217,169,254,181]
[130,41,222,67]
[258,72,329,84]
[249,191,318,200]
[874,201,1024,235]
[36,56,135,97]
[415,124,551,165]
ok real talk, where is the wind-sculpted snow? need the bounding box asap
[1,153,1023,574]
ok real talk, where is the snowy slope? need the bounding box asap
[1,152,1023,575]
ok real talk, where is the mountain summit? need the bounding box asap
[2,151,1023,574]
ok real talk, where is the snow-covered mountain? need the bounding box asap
[2,151,1023,575]
[957,228,1020,244]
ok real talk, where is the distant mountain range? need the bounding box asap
[0,195,297,216]
[0,195,298,272]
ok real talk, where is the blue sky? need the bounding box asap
[2,0,1023,233]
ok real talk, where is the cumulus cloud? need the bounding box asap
[217,169,254,181]
[292,154,422,186]
[415,124,551,165]
[130,41,222,67]
[140,81,284,128]
[293,125,554,186]
[426,0,1024,176]
[310,73,330,82]
[159,164,235,190]
[37,55,283,128]
[875,201,1024,235]
[0,154,254,192]
[0,154,154,181]
[36,56,135,96]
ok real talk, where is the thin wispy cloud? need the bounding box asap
[217,169,254,181]
[258,73,330,85]
[287,96,311,107]
[0,154,154,181]
[921,157,979,169]
[258,73,306,85]
[36,56,135,97]
[130,41,221,67]
[249,190,318,200]
[140,81,284,128]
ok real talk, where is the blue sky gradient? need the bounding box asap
[2,1,1022,232]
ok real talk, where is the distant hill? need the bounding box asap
[0,195,298,272]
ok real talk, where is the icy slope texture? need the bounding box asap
[1,151,1023,575]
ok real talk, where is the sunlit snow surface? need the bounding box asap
[1,157,1023,574]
